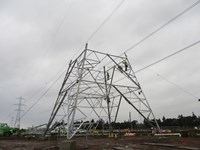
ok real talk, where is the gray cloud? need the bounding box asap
[0,0,200,127]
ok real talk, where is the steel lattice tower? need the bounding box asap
[45,44,159,139]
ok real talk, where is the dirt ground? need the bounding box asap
[0,136,200,150]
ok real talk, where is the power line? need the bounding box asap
[23,62,69,107]
[29,0,126,109]
[2,111,15,123]
[18,0,72,106]
[20,68,67,119]
[130,58,199,100]
[25,0,71,74]
[21,0,73,109]
[137,65,199,100]
[72,0,126,60]
[50,0,72,43]
[114,40,200,84]
[45,63,69,85]
[19,0,72,119]
[155,73,199,99]
[86,0,126,43]
[19,0,200,120]
[112,1,200,99]
[122,0,200,54]
[3,0,125,123]
[135,40,200,73]
[104,0,200,69]
[114,54,199,101]
[31,0,123,90]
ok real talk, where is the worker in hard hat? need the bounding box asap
[118,65,123,73]
[106,71,110,80]
[122,59,128,71]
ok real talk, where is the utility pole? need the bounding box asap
[14,96,25,129]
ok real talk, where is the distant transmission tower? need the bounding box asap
[14,96,25,129]
[45,44,159,139]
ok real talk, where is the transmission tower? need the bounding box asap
[14,96,25,129]
[45,44,159,139]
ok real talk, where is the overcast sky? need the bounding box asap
[0,0,200,128]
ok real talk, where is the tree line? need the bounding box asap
[80,112,200,130]
[156,112,200,128]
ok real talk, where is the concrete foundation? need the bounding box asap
[59,140,76,150]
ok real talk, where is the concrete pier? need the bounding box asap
[59,140,76,150]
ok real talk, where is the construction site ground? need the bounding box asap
[0,136,200,150]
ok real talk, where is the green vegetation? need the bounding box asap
[156,112,200,129]
[75,113,200,131]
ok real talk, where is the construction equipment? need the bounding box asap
[23,124,47,138]
[0,123,19,137]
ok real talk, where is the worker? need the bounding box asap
[107,96,110,103]
[106,71,110,80]
[122,59,128,71]
[118,65,123,73]
[60,128,65,135]
[138,90,142,95]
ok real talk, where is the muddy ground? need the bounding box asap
[0,136,200,150]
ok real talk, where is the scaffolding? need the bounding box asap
[44,44,160,139]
